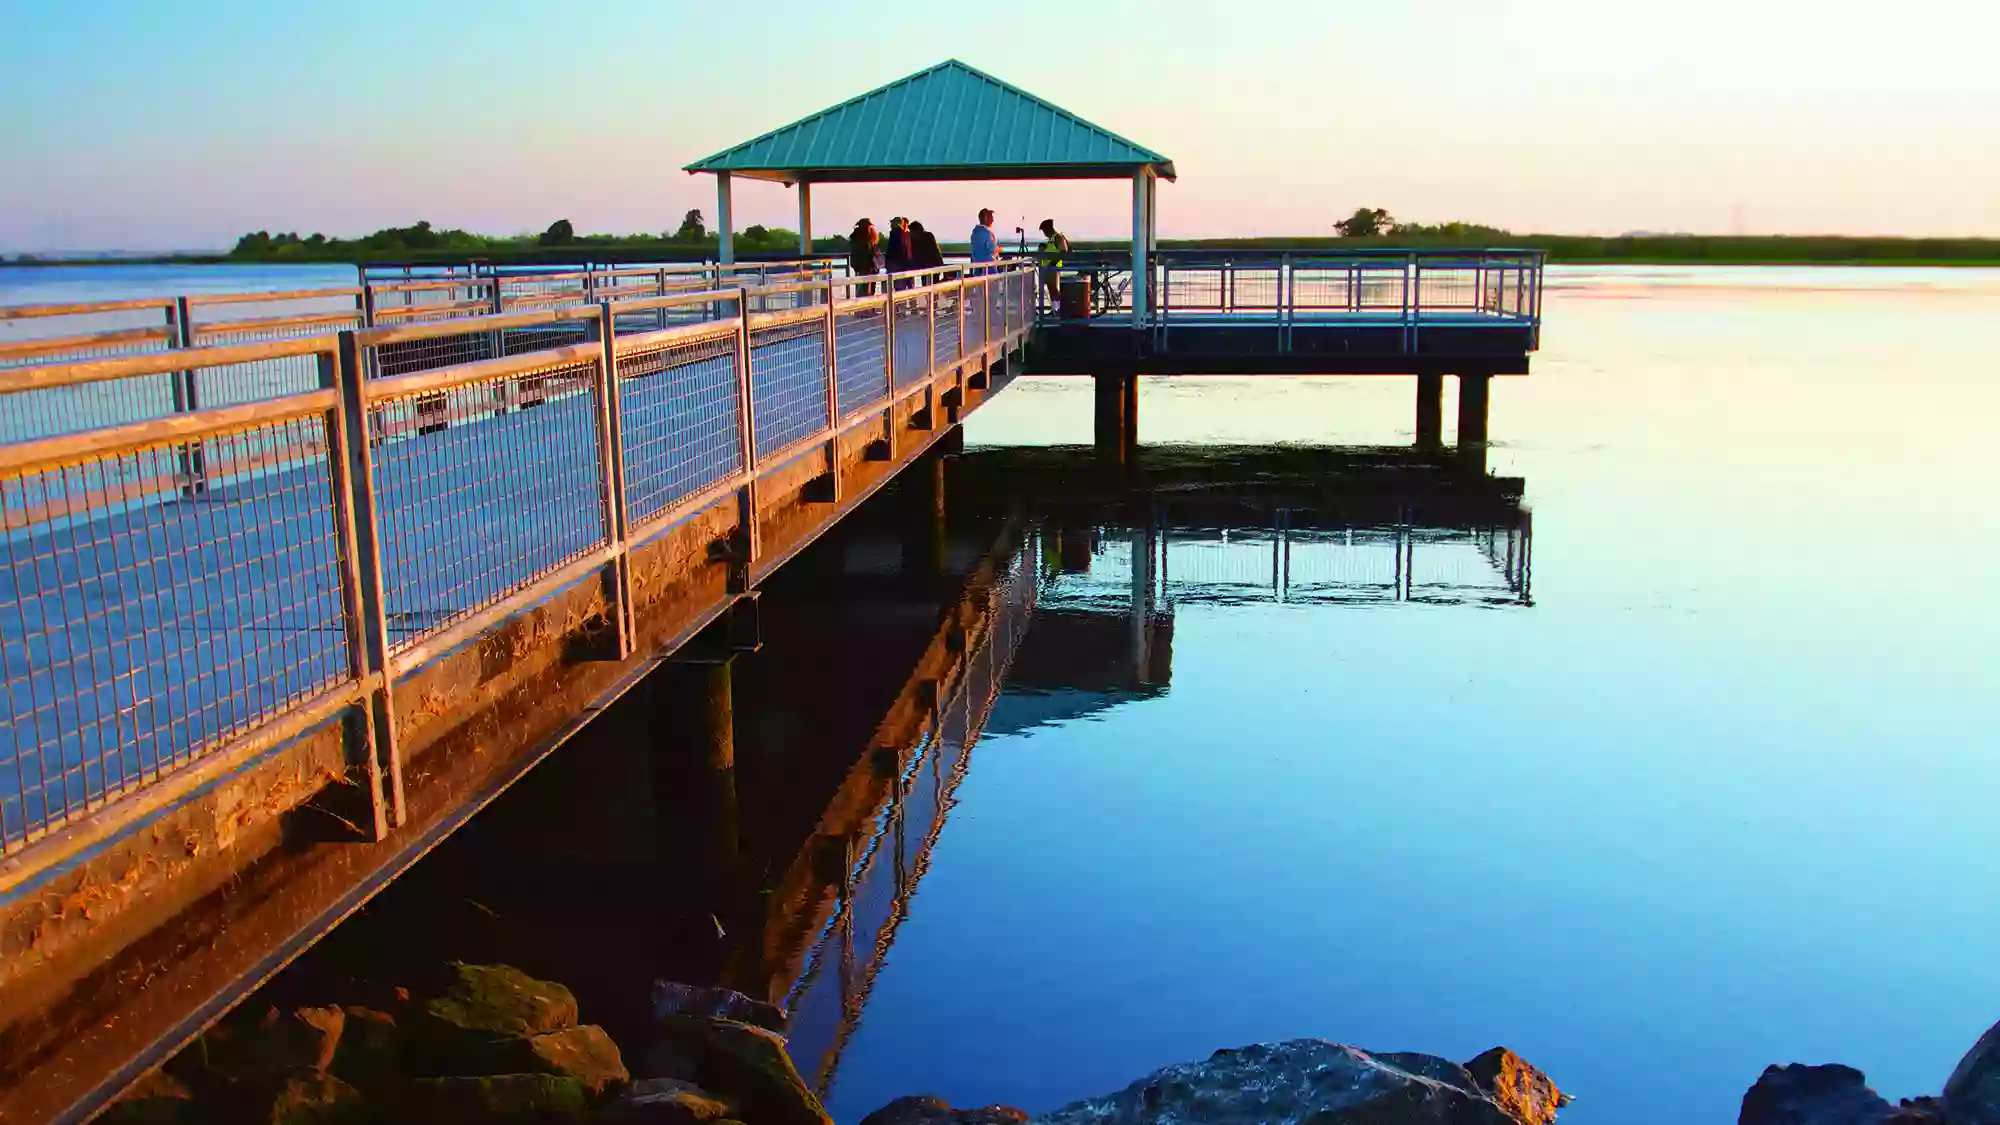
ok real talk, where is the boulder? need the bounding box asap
[426,962,580,1038]
[652,981,787,1034]
[1945,1019,2000,1125]
[1029,1040,1555,1125]
[1465,1048,1569,1125]
[264,1072,367,1125]
[606,1077,737,1124]
[327,1006,401,1095]
[403,1073,590,1120]
[653,1015,832,1125]
[861,1094,1030,1124]
[527,1025,630,1095]
[408,962,581,1074]
[1738,1064,1893,1125]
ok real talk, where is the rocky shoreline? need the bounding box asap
[102,961,1999,1125]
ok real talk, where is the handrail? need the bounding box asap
[0,262,1039,898]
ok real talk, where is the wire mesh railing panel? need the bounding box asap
[930,292,961,370]
[987,281,1006,343]
[961,282,988,355]
[748,321,830,463]
[1164,268,1226,311]
[1289,268,1359,312]
[616,331,744,527]
[892,296,928,390]
[0,326,177,372]
[499,276,590,312]
[0,375,183,445]
[1229,268,1282,312]
[1416,267,1482,313]
[369,358,609,651]
[834,306,890,420]
[0,411,351,853]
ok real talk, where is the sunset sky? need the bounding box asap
[3,0,1995,251]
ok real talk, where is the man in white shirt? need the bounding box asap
[969,208,999,268]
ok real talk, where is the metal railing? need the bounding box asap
[0,259,851,442]
[0,261,1038,866]
[1042,248,1546,351]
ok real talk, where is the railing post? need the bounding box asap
[1279,252,1292,353]
[1402,253,1416,355]
[821,280,840,501]
[731,288,759,584]
[590,303,635,658]
[169,296,207,496]
[326,333,404,837]
[882,283,897,459]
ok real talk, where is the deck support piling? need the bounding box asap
[651,659,741,911]
[1457,372,1491,474]
[1094,372,1138,464]
[1415,372,1443,447]
[904,449,950,581]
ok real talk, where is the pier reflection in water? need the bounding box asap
[228,439,1523,1119]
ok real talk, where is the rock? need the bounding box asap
[605,1077,737,1123]
[1738,1064,1893,1125]
[652,981,787,1034]
[653,1015,832,1125]
[861,1094,1030,1125]
[1889,1097,1950,1123]
[408,962,581,1074]
[404,1073,591,1120]
[1945,1018,2000,1125]
[1030,1039,1547,1125]
[265,1072,367,1125]
[1465,1048,1569,1125]
[328,1006,401,1095]
[528,1025,630,1095]
[428,962,580,1038]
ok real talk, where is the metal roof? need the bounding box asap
[684,60,1175,184]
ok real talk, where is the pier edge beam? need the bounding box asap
[717,171,735,266]
[1415,372,1443,447]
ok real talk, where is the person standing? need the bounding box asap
[1037,218,1069,306]
[969,208,999,269]
[909,221,944,271]
[884,216,914,285]
[848,218,879,296]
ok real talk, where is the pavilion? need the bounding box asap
[683,60,1175,326]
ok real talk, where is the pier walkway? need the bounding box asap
[0,261,1036,1124]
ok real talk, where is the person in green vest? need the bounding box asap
[1037,218,1069,307]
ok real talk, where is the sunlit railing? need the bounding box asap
[0,261,1038,865]
[1044,248,1546,351]
[0,259,851,441]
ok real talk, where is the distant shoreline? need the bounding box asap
[7,234,2000,270]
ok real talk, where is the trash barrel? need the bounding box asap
[1058,275,1092,319]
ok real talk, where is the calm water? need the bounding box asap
[16,264,2000,1122]
[832,266,2000,1122]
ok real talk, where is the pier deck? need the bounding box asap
[0,262,1036,1125]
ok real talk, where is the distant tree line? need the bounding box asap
[225,213,851,263]
[59,208,1988,269]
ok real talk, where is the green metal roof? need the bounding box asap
[684,60,1175,184]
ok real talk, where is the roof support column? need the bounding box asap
[717,171,735,266]
[1131,166,1153,329]
[797,182,813,258]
